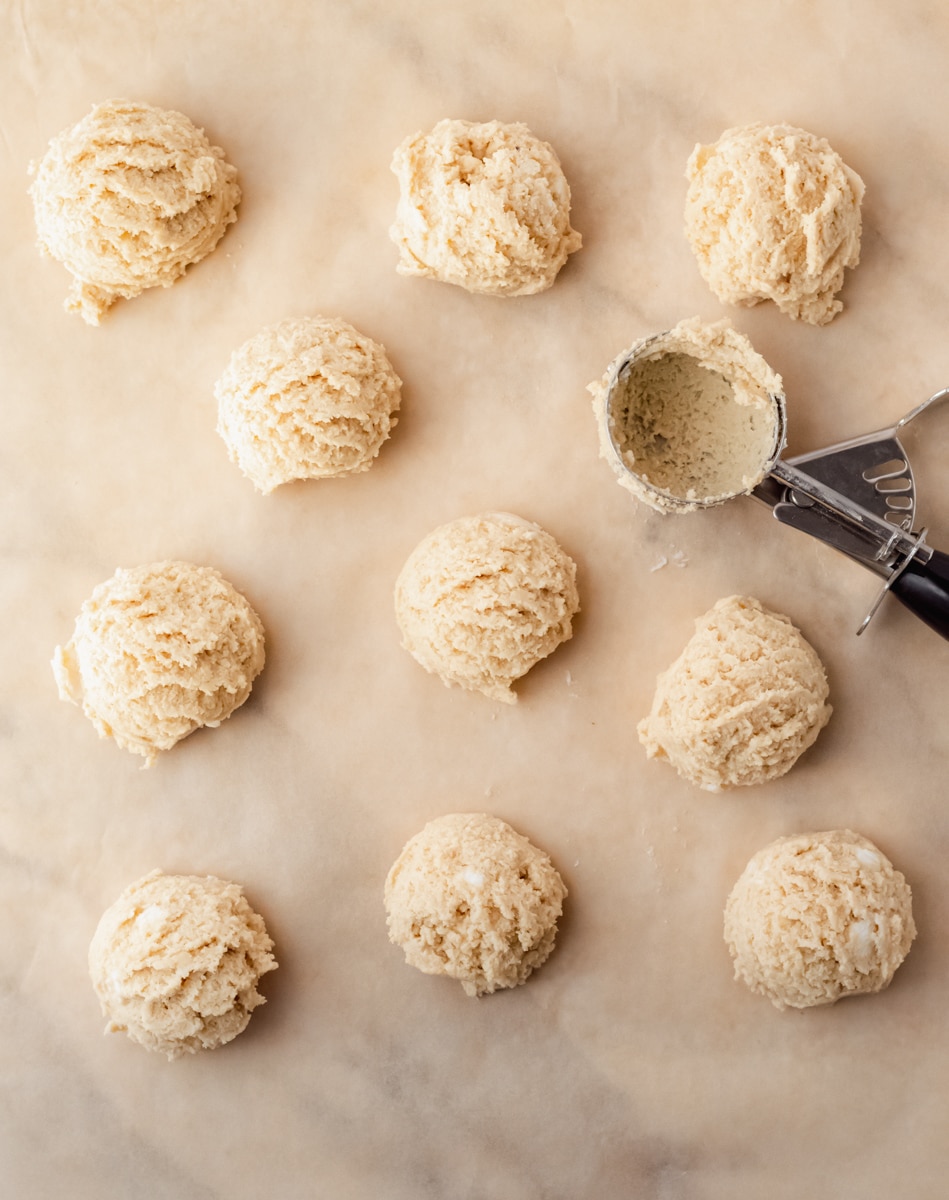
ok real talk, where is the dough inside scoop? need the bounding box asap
[609,350,780,508]
[590,318,786,514]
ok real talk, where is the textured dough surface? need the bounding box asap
[53,561,265,765]
[29,98,240,323]
[589,317,784,513]
[384,812,567,997]
[215,316,402,492]
[685,122,864,325]
[724,830,915,1010]
[389,118,581,296]
[89,870,277,1058]
[394,512,579,703]
[638,595,831,790]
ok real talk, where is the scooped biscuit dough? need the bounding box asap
[389,118,581,296]
[638,595,831,790]
[724,830,916,1009]
[89,870,277,1058]
[29,98,240,323]
[588,317,785,513]
[53,561,265,765]
[215,316,402,493]
[394,512,579,703]
[685,122,864,325]
[384,813,567,997]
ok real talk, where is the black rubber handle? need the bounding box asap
[891,549,949,639]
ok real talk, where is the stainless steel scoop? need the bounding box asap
[601,339,949,640]
[753,389,949,636]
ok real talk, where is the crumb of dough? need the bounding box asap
[638,595,831,790]
[588,317,785,514]
[684,122,864,325]
[29,98,240,324]
[394,512,579,703]
[724,830,915,1009]
[52,561,265,765]
[215,316,402,493]
[89,870,277,1058]
[384,813,567,996]
[389,118,581,296]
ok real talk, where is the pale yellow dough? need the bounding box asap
[588,317,785,513]
[389,118,581,296]
[638,595,831,790]
[724,830,916,1010]
[89,870,277,1058]
[394,512,579,703]
[384,813,567,997]
[685,122,864,325]
[53,561,265,766]
[29,98,240,323]
[215,316,402,493]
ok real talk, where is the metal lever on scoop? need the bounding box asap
[762,457,949,639]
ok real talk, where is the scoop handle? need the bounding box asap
[890,549,949,639]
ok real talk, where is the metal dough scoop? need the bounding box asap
[601,338,949,640]
[753,388,949,636]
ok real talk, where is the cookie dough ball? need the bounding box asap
[394,512,579,703]
[89,870,277,1058]
[29,98,240,324]
[724,830,916,1009]
[389,118,582,296]
[638,595,831,790]
[385,813,567,997]
[215,316,401,493]
[52,561,265,765]
[684,122,864,325]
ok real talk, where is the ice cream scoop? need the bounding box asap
[592,318,949,639]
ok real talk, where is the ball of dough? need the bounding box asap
[684,122,864,325]
[394,512,579,703]
[638,595,831,790]
[52,561,265,765]
[384,813,567,997]
[89,870,277,1058]
[389,118,582,296]
[29,98,240,324]
[724,830,916,1010]
[215,316,402,493]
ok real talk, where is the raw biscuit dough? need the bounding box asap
[394,512,579,703]
[384,812,567,997]
[638,595,831,790]
[29,98,240,324]
[52,561,265,765]
[389,118,581,296]
[724,830,916,1009]
[215,316,402,492]
[684,122,864,325]
[588,317,785,513]
[89,870,277,1058]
